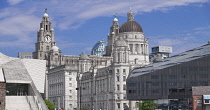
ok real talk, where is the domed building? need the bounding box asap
[32,9,149,110]
[106,8,149,65]
[91,40,106,57]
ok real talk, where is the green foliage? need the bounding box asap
[139,100,157,110]
[44,99,56,110]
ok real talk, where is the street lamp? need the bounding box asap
[76,74,86,110]
[76,87,85,110]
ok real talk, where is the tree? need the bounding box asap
[44,99,56,110]
[139,100,157,110]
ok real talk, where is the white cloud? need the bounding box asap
[0,0,209,51]
[0,10,40,48]
[193,25,210,31]
[7,0,25,5]
[30,0,208,30]
[149,25,210,55]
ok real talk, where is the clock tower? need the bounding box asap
[33,12,56,60]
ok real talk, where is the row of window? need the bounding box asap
[116,94,126,100]
[117,103,128,109]
[123,34,143,39]
[116,69,126,73]
[117,84,126,91]
[116,75,126,82]
[49,82,65,95]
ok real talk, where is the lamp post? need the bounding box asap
[76,86,86,110]
[76,74,86,110]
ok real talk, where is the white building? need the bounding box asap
[48,64,78,110]
[150,46,172,62]
[77,9,149,110]
[34,8,149,110]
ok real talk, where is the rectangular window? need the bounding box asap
[117,85,120,90]
[117,76,120,81]
[69,83,72,87]
[117,103,120,108]
[123,84,126,90]
[123,76,126,81]
[123,69,126,73]
[69,73,72,75]
[117,69,119,73]
[109,70,112,73]
[205,99,210,103]
[69,78,72,81]
[123,95,126,99]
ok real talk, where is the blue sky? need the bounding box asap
[0,0,210,57]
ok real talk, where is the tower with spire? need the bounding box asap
[106,14,120,56]
[30,8,150,110]
[127,7,134,21]
[33,10,57,61]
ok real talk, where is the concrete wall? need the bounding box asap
[0,83,6,110]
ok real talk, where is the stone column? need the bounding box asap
[132,44,135,54]
[139,44,142,54]
[137,44,140,54]
[146,45,148,55]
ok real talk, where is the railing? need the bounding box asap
[32,95,41,110]
[30,81,49,110]
[25,93,33,110]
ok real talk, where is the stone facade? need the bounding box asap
[77,9,149,110]
[48,65,78,110]
[0,83,6,110]
[34,9,149,110]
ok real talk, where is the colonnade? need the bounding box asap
[129,43,148,54]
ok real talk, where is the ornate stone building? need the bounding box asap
[33,8,149,110]
[78,9,149,110]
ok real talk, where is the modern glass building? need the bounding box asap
[127,42,210,108]
[91,40,106,57]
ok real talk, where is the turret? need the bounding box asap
[78,52,91,73]
[106,14,120,56]
[113,37,129,65]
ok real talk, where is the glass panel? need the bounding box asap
[6,83,29,96]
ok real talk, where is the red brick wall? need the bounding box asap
[0,83,6,110]
[193,95,203,110]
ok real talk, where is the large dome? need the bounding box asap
[119,21,143,33]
